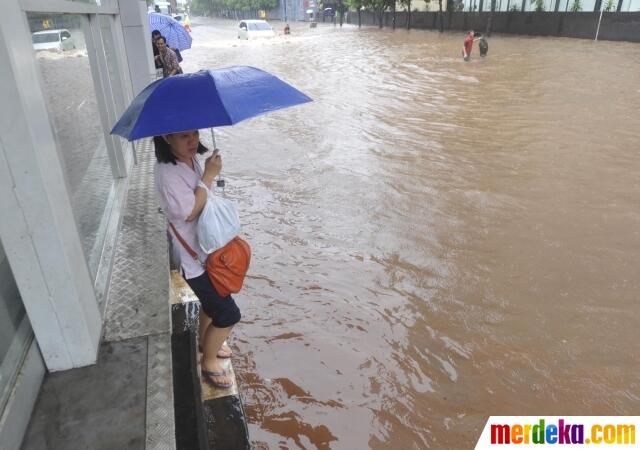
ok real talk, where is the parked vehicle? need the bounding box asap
[237,20,275,40]
[32,29,76,52]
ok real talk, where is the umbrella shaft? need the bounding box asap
[210,128,217,149]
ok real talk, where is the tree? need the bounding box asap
[369,0,390,27]
[603,0,614,9]
[347,0,366,26]
[192,0,214,14]
[391,0,396,29]
[570,0,581,11]
[487,0,495,35]
[533,0,545,10]
[259,0,277,10]
[398,0,412,29]
[438,0,443,32]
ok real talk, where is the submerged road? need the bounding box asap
[183,17,640,449]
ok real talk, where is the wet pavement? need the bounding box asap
[183,17,640,449]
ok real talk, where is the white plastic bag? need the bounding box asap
[197,188,240,254]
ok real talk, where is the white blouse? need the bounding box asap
[154,156,208,280]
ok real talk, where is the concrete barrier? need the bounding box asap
[170,271,250,450]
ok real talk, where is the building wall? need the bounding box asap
[0,0,152,447]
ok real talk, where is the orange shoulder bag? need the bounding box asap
[169,223,251,297]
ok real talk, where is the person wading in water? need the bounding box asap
[462,30,477,61]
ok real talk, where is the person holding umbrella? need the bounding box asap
[155,131,238,388]
[110,66,314,388]
[155,36,182,77]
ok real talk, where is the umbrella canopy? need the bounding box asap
[149,12,192,51]
[111,66,313,141]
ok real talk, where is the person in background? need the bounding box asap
[462,30,475,61]
[284,23,290,35]
[183,14,192,33]
[151,29,163,69]
[478,33,489,57]
[155,36,182,77]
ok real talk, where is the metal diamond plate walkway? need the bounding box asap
[104,139,175,450]
[104,140,170,342]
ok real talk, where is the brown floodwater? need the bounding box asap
[184,18,640,449]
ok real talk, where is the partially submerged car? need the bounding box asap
[237,20,275,40]
[32,29,76,52]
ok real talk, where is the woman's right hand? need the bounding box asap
[202,149,222,185]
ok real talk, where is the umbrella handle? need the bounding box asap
[210,128,225,193]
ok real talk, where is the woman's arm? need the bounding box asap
[185,151,221,222]
[185,185,207,222]
[167,50,180,76]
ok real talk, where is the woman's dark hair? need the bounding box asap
[154,135,208,165]
[151,29,161,38]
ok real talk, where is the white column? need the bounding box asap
[84,14,128,179]
[119,0,156,96]
[0,3,101,371]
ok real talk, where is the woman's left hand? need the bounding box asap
[203,149,222,184]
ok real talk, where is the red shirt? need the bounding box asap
[464,35,474,55]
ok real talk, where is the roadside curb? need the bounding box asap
[170,271,250,450]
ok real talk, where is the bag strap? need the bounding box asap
[169,222,200,263]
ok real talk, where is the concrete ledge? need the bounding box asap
[170,270,250,450]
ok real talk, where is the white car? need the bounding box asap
[32,29,76,52]
[238,20,275,40]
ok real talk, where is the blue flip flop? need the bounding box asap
[202,369,233,389]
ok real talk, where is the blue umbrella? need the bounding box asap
[148,12,192,51]
[111,66,313,141]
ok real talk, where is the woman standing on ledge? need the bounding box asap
[154,130,240,389]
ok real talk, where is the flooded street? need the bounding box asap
[184,18,640,449]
